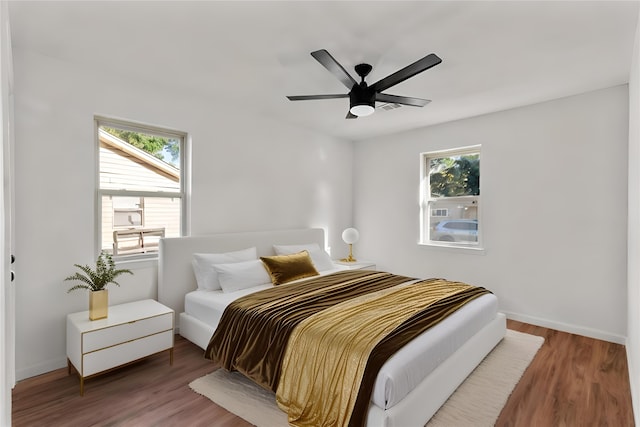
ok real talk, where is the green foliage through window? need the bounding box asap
[429,154,479,197]
[102,126,180,165]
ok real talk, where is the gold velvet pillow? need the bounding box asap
[260,250,319,285]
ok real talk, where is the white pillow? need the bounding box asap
[213,259,272,293]
[273,243,334,271]
[191,247,257,290]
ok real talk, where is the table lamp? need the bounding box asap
[340,227,359,262]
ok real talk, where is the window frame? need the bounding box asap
[95,116,189,261]
[419,145,482,250]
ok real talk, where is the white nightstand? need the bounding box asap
[334,260,376,270]
[66,299,174,395]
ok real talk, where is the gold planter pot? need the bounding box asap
[89,290,108,320]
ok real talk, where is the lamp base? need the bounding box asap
[340,242,357,262]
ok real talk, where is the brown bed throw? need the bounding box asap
[205,270,491,427]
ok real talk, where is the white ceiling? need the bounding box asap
[8,1,640,141]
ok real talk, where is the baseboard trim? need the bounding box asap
[503,311,625,345]
[16,357,67,382]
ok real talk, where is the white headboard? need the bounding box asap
[158,228,325,317]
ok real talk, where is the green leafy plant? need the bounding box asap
[65,251,133,293]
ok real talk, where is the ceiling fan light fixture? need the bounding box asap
[349,87,375,117]
[349,103,375,117]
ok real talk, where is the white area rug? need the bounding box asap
[190,329,544,426]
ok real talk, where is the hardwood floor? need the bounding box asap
[12,337,249,427]
[497,320,634,427]
[12,321,634,426]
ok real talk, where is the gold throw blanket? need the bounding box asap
[276,279,490,427]
[206,270,414,391]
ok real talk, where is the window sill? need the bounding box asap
[418,241,485,255]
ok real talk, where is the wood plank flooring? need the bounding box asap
[497,320,634,427]
[12,320,634,426]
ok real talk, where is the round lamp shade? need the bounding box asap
[342,228,360,244]
[349,104,374,117]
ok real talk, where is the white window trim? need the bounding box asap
[94,116,190,261]
[419,145,483,251]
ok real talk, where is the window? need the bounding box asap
[420,145,480,247]
[97,117,187,258]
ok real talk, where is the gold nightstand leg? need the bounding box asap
[169,348,174,366]
[80,377,84,396]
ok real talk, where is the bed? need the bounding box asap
[158,228,506,427]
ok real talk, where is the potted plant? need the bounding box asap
[65,251,133,320]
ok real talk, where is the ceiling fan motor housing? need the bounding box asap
[349,83,375,110]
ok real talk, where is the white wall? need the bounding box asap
[627,7,640,424]
[12,49,354,380]
[354,85,629,343]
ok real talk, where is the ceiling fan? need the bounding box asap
[287,49,442,119]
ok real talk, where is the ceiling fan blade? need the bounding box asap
[372,53,442,92]
[287,94,349,101]
[346,111,358,119]
[376,93,431,107]
[311,49,358,90]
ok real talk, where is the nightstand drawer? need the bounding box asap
[83,312,173,353]
[83,330,173,377]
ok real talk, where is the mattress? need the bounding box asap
[185,272,498,409]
